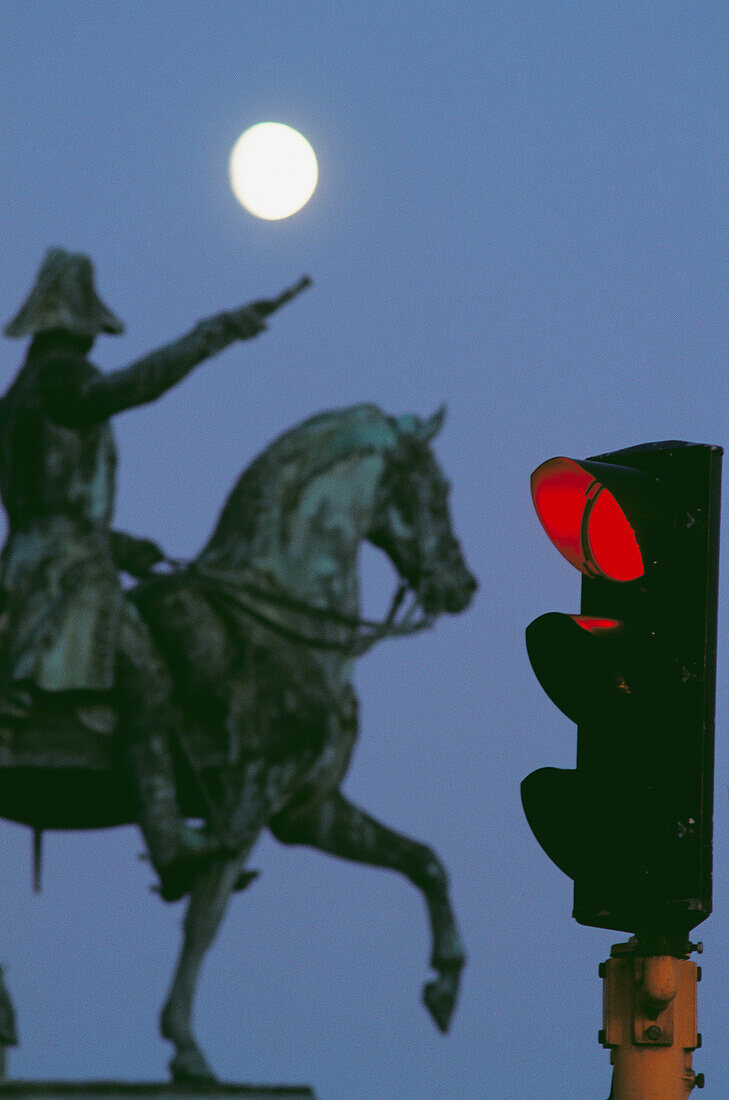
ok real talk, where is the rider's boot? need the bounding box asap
[128,734,228,902]
[118,617,232,900]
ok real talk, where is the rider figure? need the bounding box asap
[0,248,271,900]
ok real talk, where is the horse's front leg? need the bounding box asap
[0,964,17,1080]
[270,790,466,1032]
[160,856,242,1083]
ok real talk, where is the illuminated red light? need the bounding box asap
[531,458,588,569]
[572,616,622,633]
[531,458,644,582]
[587,487,643,582]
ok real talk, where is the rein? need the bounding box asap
[158,558,433,656]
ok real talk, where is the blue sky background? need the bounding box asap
[1,4,728,1097]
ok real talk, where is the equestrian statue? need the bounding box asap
[0,250,477,1084]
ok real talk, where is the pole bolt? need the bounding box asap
[597,1029,606,1047]
[644,1025,662,1042]
[695,1072,705,1088]
[697,966,702,982]
[598,963,606,978]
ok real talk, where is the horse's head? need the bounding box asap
[369,407,477,617]
[197,403,475,642]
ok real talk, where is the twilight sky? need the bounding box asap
[1,4,729,1098]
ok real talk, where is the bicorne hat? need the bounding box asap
[3,248,124,338]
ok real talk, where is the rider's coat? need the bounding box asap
[0,344,123,692]
[0,312,244,696]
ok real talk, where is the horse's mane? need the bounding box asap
[199,404,399,563]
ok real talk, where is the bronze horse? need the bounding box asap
[0,403,476,1082]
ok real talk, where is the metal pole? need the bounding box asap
[600,937,704,1098]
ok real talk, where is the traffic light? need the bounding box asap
[522,441,722,937]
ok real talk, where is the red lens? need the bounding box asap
[531,458,592,570]
[572,616,622,634]
[586,487,643,582]
[531,457,644,582]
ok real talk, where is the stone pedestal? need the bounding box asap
[0,1085,316,1099]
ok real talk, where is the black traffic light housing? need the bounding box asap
[523,440,722,937]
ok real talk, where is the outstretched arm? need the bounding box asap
[67,276,310,426]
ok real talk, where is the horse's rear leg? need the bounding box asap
[160,856,242,1083]
[269,790,466,1032]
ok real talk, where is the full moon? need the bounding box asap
[229,122,318,220]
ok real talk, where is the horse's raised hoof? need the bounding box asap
[169,1045,218,1084]
[422,966,461,1033]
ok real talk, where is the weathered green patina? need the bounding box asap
[0,250,311,907]
[0,255,475,1086]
